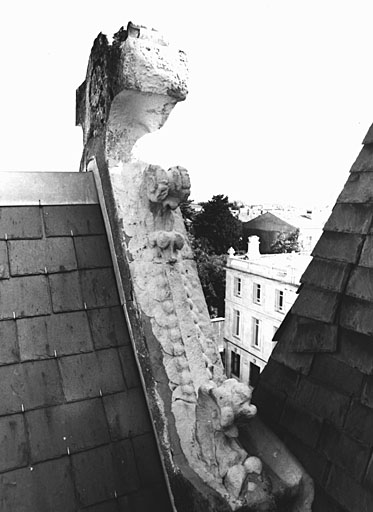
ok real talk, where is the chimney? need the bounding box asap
[247,235,261,259]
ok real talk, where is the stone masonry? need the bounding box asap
[76,22,314,512]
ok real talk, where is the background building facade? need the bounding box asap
[224,237,311,387]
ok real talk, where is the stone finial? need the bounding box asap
[77,21,313,512]
[228,247,236,258]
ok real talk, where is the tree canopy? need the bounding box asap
[270,229,300,253]
[179,195,242,317]
[190,236,226,317]
[193,195,242,254]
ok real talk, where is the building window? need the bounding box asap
[249,362,261,388]
[253,283,261,304]
[231,352,241,378]
[234,277,242,297]
[220,350,226,368]
[252,317,261,348]
[233,309,241,337]
[275,289,284,312]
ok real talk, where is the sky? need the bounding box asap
[1,1,373,207]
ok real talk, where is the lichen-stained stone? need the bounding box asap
[76,21,312,512]
[324,203,373,234]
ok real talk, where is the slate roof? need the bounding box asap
[243,212,297,232]
[253,126,373,512]
[0,172,171,512]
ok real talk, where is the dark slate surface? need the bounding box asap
[0,204,172,512]
[312,231,364,263]
[254,135,373,511]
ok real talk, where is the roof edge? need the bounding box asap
[0,171,98,206]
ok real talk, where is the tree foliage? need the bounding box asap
[179,195,242,317]
[270,229,300,253]
[193,195,242,254]
[179,199,197,231]
[190,236,226,317]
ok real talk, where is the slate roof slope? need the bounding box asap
[243,212,297,232]
[0,172,171,512]
[253,128,373,512]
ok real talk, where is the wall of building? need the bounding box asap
[210,317,225,353]
[224,262,300,387]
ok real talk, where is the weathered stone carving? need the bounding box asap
[77,21,313,511]
[145,164,191,209]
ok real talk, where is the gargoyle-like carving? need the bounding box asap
[149,230,185,262]
[145,164,191,209]
[77,21,313,512]
[196,380,275,510]
[145,164,190,260]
